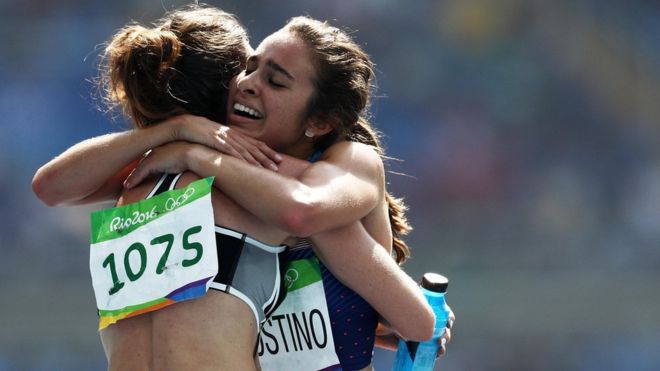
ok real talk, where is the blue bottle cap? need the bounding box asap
[421,273,449,293]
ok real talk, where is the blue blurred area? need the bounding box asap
[2,0,660,370]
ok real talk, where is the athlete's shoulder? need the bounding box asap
[324,140,379,156]
[322,141,382,166]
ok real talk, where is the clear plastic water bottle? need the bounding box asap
[392,273,449,371]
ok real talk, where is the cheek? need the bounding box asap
[230,75,240,89]
[227,77,239,102]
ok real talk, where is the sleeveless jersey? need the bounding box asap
[287,239,378,370]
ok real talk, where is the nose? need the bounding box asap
[236,71,259,97]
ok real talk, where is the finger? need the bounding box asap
[219,137,257,166]
[124,154,151,188]
[443,328,451,343]
[247,143,279,171]
[219,143,245,161]
[213,133,244,159]
[437,338,447,358]
[124,155,159,188]
[221,128,273,168]
[124,167,147,189]
[123,168,138,189]
[237,136,280,170]
[447,309,455,329]
[236,145,262,167]
[254,140,283,163]
[229,136,264,168]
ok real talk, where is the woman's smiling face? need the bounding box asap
[226,30,319,158]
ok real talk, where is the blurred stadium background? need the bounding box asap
[2,0,660,370]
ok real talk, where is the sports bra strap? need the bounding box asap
[145,173,182,199]
[308,149,323,163]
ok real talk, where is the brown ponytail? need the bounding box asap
[351,118,412,264]
[104,25,183,127]
[99,4,249,128]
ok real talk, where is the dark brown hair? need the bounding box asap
[100,4,249,128]
[284,16,413,263]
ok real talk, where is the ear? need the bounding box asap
[307,120,334,137]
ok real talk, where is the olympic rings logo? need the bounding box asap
[165,188,195,211]
[285,268,299,289]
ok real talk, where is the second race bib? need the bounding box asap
[258,257,340,370]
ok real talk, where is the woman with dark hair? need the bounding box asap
[33,7,452,370]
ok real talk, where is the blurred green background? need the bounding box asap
[2,0,660,370]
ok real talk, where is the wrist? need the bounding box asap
[133,121,178,151]
[163,118,183,143]
[186,145,219,175]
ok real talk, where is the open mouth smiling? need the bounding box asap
[233,103,263,119]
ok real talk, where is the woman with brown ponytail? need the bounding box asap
[33,5,453,370]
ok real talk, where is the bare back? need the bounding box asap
[100,171,293,371]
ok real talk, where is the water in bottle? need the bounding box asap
[392,273,449,371]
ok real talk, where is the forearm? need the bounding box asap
[188,147,375,236]
[32,125,173,206]
[309,223,435,341]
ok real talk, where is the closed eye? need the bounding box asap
[269,78,286,88]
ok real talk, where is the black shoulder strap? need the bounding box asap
[145,173,180,199]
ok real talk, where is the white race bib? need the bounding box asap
[89,177,217,329]
[258,257,340,370]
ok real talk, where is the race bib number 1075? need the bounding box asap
[89,177,217,330]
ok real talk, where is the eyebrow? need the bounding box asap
[266,60,295,81]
